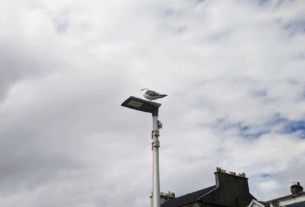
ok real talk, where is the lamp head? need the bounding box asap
[121,96,161,116]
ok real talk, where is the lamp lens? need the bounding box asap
[127,100,144,108]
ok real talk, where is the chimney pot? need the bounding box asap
[291,182,303,196]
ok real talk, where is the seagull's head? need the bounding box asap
[141,88,149,92]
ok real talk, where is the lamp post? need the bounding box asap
[121,96,161,207]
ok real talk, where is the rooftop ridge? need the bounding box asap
[216,167,246,178]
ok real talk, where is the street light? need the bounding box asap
[121,96,162,207]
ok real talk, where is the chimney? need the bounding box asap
[291,182,303,196]
[215,167,249,193]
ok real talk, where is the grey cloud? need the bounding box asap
[0,39,57,101]
[283,20,305,37]
[1,0,305,206]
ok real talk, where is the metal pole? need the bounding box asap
[152,115,160,207]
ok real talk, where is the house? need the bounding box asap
[161,167,256,207]
[248,182,305,207]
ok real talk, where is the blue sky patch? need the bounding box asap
[282,120,305,138]
[210,114,305,139]
[211,119,269,139]
[268,114,305,138]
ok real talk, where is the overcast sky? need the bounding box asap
[1,0,305,206]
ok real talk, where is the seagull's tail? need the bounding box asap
[160,94,167,98]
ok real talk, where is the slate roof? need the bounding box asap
[268,192,305,203]
[161,185,217,207]
[286,201,305,207]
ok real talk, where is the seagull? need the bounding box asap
[141,88,167,100]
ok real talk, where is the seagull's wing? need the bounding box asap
[146,90,161,96]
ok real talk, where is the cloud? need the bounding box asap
[0,0,305,206]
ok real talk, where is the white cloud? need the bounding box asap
[0,0,305,206]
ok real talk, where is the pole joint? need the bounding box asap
[152,130,160,148]
[152,130,159,138]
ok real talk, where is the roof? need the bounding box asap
[268,192,305,203]
[286,201,305,207]
[161,185,217,207]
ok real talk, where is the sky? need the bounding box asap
[0,0,305,206]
